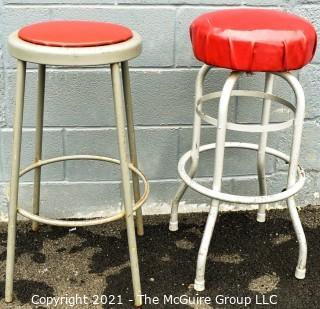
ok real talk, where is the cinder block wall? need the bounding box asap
[0,0,319,220]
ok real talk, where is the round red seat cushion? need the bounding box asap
[18,20,133,47]
[190,9,317,72]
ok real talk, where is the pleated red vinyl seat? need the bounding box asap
[18,20,133,47]
[190,9,317,72]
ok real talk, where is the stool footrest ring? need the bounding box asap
[178,142,305,205]
[16,155,149,227]
[196,90,296,133]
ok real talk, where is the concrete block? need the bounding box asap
[64,127,179,180]
[275,120,320,172]
[119,0,247,4]
[267,171,320,207]
[228,172,316,210]
[64,128,120,181]
[0,128,64,181]
[230,172,290,199]
[4,0,114,3]
[2,6,51,68]
[147,177,233,205]
[236,73,296,124]
[5,69,114,127]
[292,5,320,63]
[5,68,236,127]
[178,126,275,178]
[15,182,121,219]
[8,0,286,3]
[135,127,179,180]
[175,6,215,67]
[298,171,320,206]
[5,69,115,127]
[241,0,287,5]
[230,172,299,207]
[0,69,5,127]
[231,175,260,197]
[0,49,3,69]
[295,0,319,3]
[299,64,320,119]
[132,68,236,126]
[0,184,8,220]
[299,121,320,170]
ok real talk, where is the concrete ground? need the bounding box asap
[0,207,319,308]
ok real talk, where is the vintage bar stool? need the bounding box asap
[169,9,317,291]
[5,21,149,307]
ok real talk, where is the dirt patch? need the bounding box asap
[272,233,293,245]
[248,273,280,294]
[208,253,245,264]
[0,206,319,308]
[175,239,195,250]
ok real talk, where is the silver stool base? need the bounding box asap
[5,60,148,307]
[169,65,307,291]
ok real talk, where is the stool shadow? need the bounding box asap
[95,211,320,309]
[0,210,318,308]
[0,280,55,305]
[0,226,69,264]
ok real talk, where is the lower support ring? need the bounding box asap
[178,142,305,205]
[16,155,149,227]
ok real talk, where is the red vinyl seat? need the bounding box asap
[190,9,317,72]
[18,20,133,47]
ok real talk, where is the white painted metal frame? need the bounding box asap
[169,64,307,291]
[5,33,147,308]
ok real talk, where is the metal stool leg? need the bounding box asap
[5,60,26,303]
[194,72,240,291]
[282,72,307,279]
[169,65,211,232]
[257,73,274,223]
[288,197,307,278]
[111,63,142,307]
[121,61,144,237]
[32,64,46,232]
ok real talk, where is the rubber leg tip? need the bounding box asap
[5,296,13,303]
[194,279,205,292]
[137,230,144,237]
[169,221,178,232]
[256,213,266,223]
[295,268,306,279]
[32,223,40,232]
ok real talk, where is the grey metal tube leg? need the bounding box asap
[194,72,241,292]
[280,72,307,279]
[5,60,26,303]
[257,73,274,223]
[32,64,46,232]
[121,61,144,236]
[169,65,211,232]
[111,63,142,307]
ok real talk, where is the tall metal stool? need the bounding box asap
[169,9,317,291]
[5,21,149,307]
